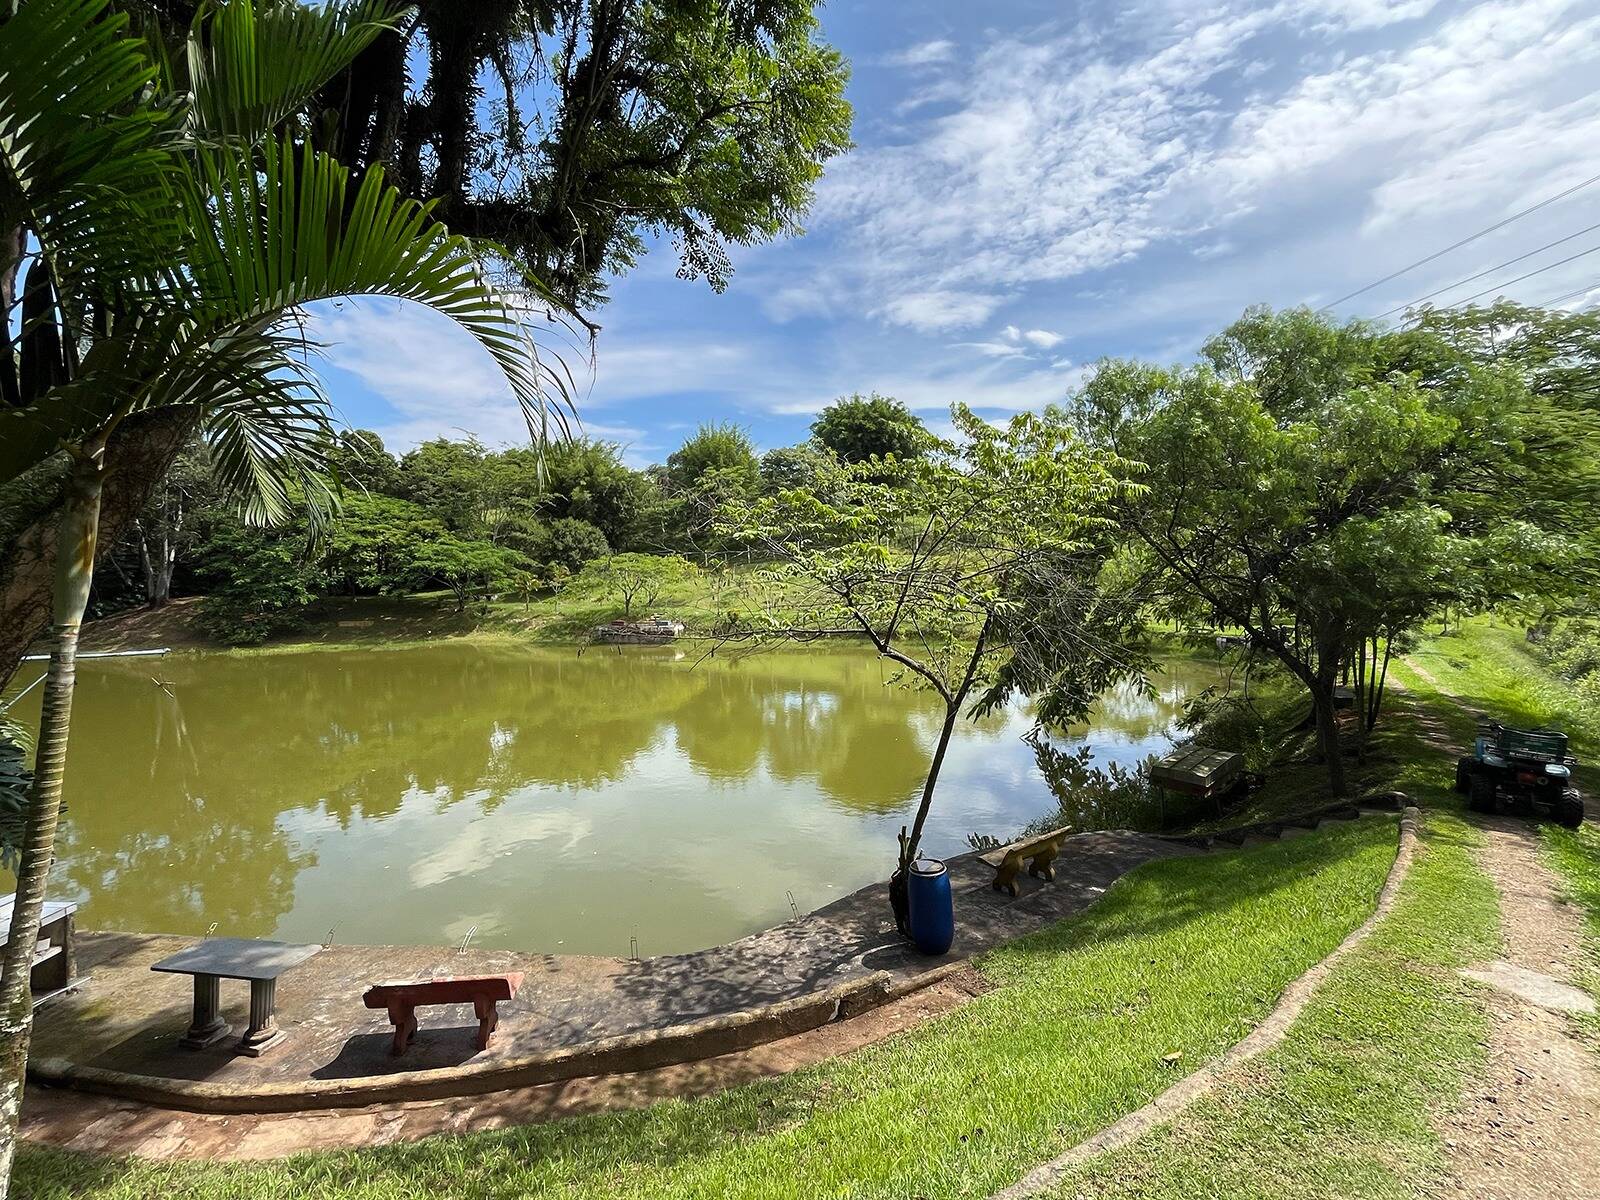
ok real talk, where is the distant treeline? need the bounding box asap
[97,393,931,643]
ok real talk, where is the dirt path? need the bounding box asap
[1437,815,1600,1200]
[1397,663,1600,1199]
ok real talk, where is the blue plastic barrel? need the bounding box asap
[907,857,954,956]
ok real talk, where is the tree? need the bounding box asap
[718,406,1143,927]
[665,422,761,493]
[0,2,565,1185]
[407,536,529,613]
[397,437,497,533]
[196,527,319,645]
[1072,306,1589,796]
[535,438,659,549]
[325,428,403,496]
[811,392,930,463]
[108,438,217,608]
[546,516,611,572]
[320,494,447,594]
[759,442,832,493]
[296,1,853,309]
[579,552,697,619]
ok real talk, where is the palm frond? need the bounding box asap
[186,0,408,143]
[0,0,184,313]
[196,333,341,528]
[187,135,575,443]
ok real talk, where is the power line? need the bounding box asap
[1440,243,1600,310]
[1541,280,1600,308]
[1375,220,1600,319]
[1318,170,1600,311]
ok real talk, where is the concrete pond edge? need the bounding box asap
[28,801,1389,1116]
[29,958,972,1115]
[989,804,1423,1200]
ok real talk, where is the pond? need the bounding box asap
[6,643,1219,956]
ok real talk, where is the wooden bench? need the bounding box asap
[363,973,524,1056]
[979,826,1072,897]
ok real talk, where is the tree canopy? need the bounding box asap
[810,392,930,463]
[1071,305,1591,794]
[665,422,761,493]
[237,0,855,309]
[718,405,1145,891]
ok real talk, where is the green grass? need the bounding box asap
[19,817,1397,1199]
[1044,806,1497,1200]
[1028,661,1506,1199]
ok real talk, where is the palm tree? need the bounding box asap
[0,1,572,1186]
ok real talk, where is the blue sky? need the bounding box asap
[315,0,1600,467]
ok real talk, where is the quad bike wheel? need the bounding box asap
[1556,788,1585,829]
[1468,773,1497,814]
[1455,756,1476,795]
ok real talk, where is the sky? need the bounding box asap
[314,0,1600,467]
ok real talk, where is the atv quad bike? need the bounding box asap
[1455,719,1584,828]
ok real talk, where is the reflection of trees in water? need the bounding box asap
[1013,736,1164,838]
[673,660,935,810]
[52,673,309,937]
[48,648,1207,936]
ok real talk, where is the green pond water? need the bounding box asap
[5,644,1218,956]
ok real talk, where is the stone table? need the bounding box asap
[151,938,321,1056]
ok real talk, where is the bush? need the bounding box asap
[196,529,316,645]
[545,517,610,572]
[1536,619,1600,710]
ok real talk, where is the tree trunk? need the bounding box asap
[904,701,961,867]
[0,456,101,1194]
[1310,681,1347,798]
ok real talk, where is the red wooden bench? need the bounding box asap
[362,973,524,1056]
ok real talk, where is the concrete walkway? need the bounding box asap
[28,832,1194,1114]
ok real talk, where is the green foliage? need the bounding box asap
[0,717,32,872]
[666,423,761,493]
[326,430,403,496]
[810,392,930,463]
[758,443,832,493]
[320,495,446,594]
[406,537,530,613]
[1017,741,1162,837]
[723,405,1142,724]
[1073,304,1596,790]
[196,528,317,645]
[577,553,697,619]
[545,517,611,573]
[538,439,660,550]
[1531,619,1600,722]
[244,1,853,309]
[720,404,1146,862]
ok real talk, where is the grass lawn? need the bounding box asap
[1041,666,1503,1199]
[19,816,1397,1200]
[1046,812,1496,1200]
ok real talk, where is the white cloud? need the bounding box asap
[317,298,764,451]
[880,39,957,68]
[804,0,1600,333]
[958,340,1027,358]
[1023,328,1065,348]
[878,289,1005,331]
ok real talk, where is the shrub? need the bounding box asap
[545,517,610,572]
[196,529,316,645]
